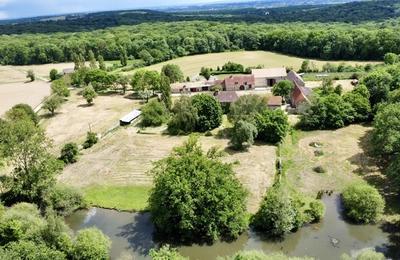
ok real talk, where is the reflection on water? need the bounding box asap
[65,195,396,260]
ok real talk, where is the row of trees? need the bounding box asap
[1,21,399,66]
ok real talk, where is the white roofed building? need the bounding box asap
[252,67,287,88]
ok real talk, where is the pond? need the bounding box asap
[65,195,398,260]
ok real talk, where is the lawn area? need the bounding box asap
[60,126,277,213]
[122,51,379,77]
[281,124,400,220]
[83,185,151,212]
[281,125,377,195]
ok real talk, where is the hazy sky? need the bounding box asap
[0,0,229,20]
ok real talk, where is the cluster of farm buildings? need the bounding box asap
[171,68,312,109]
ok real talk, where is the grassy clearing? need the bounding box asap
[83,185,151,212]
[122,51,379,77]
[60,126,277,213]
[280,125,400,221]
[281,125,374,195]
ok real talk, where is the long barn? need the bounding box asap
[120,109,141,126]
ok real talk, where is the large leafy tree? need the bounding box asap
[131,70,161,102]
[5,104,38,125]
[272,80,294,102]
[343,92,371,122]
[0,118,63,207]
[228,95,268,124]
[230,120,258,150]
[191,94,223,132]
[255,109,290,144]
[161,64,184,83]
[167,96,198,135]
[141,100,169,127]
[149,136,248,243]
[362,70,392,106]
[372,103,400,156]
[84,69,116,92]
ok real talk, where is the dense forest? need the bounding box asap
[0,20,399,66]
[0,0,398,34]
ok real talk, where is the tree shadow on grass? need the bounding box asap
[77,103,94,108]
[39,112,59,119]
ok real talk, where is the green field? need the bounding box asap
[83,185,151,212]
[122,51,379,77]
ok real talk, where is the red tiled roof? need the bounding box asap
[224,75,255,88]
[216,91,239,103]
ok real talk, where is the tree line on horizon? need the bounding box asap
[1,21,400,66]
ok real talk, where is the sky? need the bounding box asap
[0,0,232,20]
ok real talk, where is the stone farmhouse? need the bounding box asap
[171,67,311,108]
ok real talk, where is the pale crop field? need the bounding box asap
[0,66,51,116]
[130,51,380,77]
[59,125,277,213]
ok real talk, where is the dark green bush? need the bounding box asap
[191,94,223,132]
[60,143,79,164]
[83,132,98,149]
[305,200,325,222]
[255,109,289,144]
[313,166,326,174]
[46,185,86,216]
[251,186,302,237]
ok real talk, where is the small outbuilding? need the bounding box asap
[268,96,283,109]
[120,109,141,126]
[62,68,75,75]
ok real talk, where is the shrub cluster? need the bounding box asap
[0,203,110,259]
[342,183,385,224]
[83,132,98,149]
[228,95,290,150]
[251,186,325,237]
[141,100,169,127]
[168,94,222,134]
[299,84,371,130]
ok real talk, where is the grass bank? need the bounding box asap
[83,185,151,212]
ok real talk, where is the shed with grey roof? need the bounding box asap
[120,109,141,126]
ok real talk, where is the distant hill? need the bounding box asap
[0,0,398,34]
[162,0,365,12]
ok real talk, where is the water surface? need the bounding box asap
[66,195,396,260]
